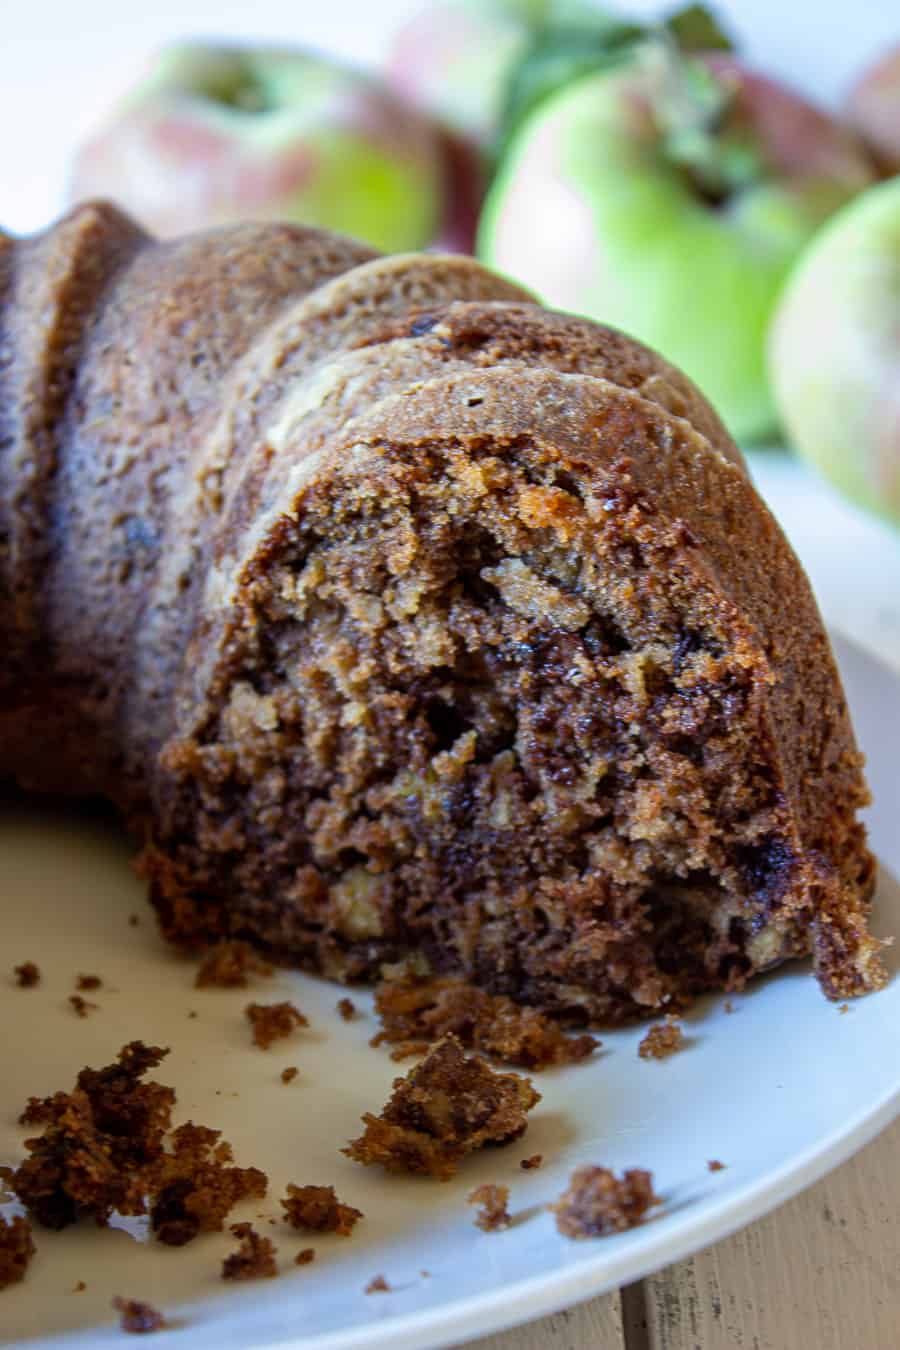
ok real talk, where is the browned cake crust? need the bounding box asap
[0,202,884,1022]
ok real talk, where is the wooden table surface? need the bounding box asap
[469,1118,900,1350]
[468,455,900,1350]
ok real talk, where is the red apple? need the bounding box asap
[387,0,545,148]
[846,44,900,175]
[429,126,485,254]
[69,42,448,253]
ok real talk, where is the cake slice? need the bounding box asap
[0,204,884,1022]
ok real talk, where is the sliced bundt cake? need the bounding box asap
[0,203,884,1022]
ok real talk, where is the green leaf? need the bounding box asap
[496,17,646,162]
[664,4,735,53]
[494,4,735,167]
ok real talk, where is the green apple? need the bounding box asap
[387,0,657,150]
[769,176,900,525]
[69,43,445,253]
[386,2,731,252]
[478,42,875,442]
[386,0,648,251]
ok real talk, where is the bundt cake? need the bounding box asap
[0,202,885,1022]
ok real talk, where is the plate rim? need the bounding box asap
[6,628,899,1350]
[32,1073,898,1350]
[255,1083,900,1350]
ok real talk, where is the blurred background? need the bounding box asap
[2,0,896,232]
[3,0,899,667]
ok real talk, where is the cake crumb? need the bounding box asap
[69,994,99,1018]
[76,975,102,991]
[337,997,357,1021]
[724,1000,736,1014]
[372,975,598,1069]
[365,1274,390,1294]
[707,1159,726,1172]
[7,1040,267,1243]
[280,1066,299,1084]
[280,1184,362,1237]
[294,1247,315,1266]
[128,914,141,927]
[18,1097,53,1127]
[221,1223,278,1281]
[638,1016,684,1060]
[73,1280,87,1292]
[0,1215,35,1288]
[552,1166,660,1238]
[344,1034,540,1180]
[388,1040,430,1061]
[112,1296,165,1333]
[9,1042,174,1229]
[245,1001,308,1050]
[195,941,273,989]
[187,1011,198,1019]
[838,1003,850,1014]
[14,961,40,988]
[520,1154,543,1170]
[467,1183,510,1231]
[151,1122,268,1246]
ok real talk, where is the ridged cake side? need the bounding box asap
[0,203,884,1020]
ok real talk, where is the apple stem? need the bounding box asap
[653,36,763,205]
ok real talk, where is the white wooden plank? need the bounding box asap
[640,1118,900,1350]
[462,1293,626,1349]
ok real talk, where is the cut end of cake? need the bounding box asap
[147,377,880,1022]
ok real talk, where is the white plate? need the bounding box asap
[2,632,898,1350]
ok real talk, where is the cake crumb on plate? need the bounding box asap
[552,1166,660,1238]
[245,1002,308,1049]
[221,1223,277,1281]
[111,1296,165,1333]
[639,1016,684,1060]
[372,974,598,1069]
[194,941,272,989]
[13,961,40,988]
[467,1183,511,1231]
[68,995,99,1018]
[344,1035,540,1180]
[280,1184,362,1236]
[0,1214,35,1289]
